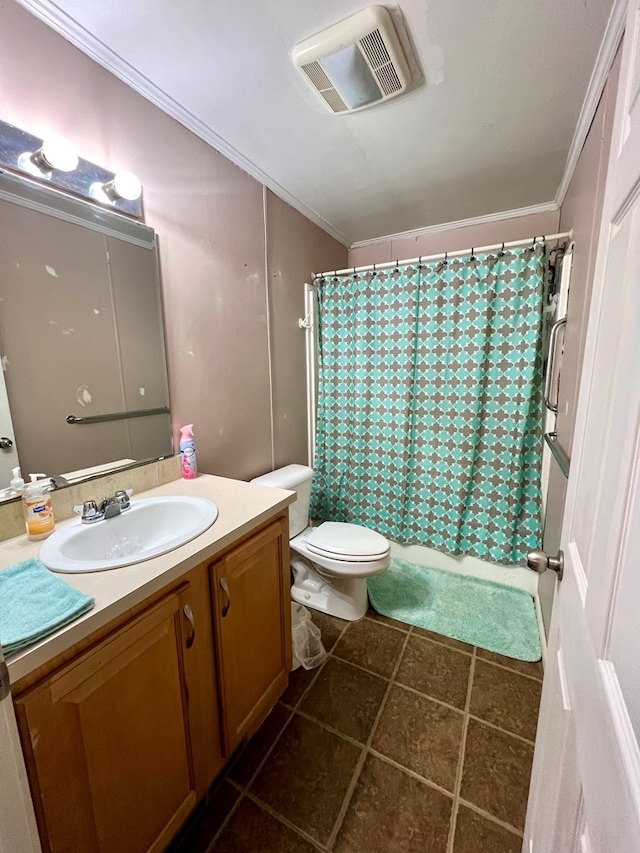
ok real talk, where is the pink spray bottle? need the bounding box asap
[179,424,197,479]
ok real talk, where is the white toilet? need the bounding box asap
[251,464,390,621]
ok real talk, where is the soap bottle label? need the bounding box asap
[24,497,55,540]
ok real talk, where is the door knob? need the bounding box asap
[0,436,13,449]
[527,549,564,581]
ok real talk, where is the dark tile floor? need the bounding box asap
[173,609,542,853]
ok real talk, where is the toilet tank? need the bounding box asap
[250,464,314,538]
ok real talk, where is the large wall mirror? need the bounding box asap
[0,170,173,500]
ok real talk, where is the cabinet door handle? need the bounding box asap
[219,578,231,617]
[183,603,196,648]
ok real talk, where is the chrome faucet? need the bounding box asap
[74,489,133,523]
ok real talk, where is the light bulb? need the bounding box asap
[110,171,142,201]
[39,137,78,172]
[89,170,142,206]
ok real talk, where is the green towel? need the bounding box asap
[0,558,95,657]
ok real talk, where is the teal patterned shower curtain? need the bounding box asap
[310,244,545,565]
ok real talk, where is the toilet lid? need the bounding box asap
[306,522,389,559]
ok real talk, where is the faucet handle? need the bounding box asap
[114,488,133,511]
[73,500,101,523]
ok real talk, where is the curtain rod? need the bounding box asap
[312,231,572,280]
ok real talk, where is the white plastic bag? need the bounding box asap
[291,602,327,671]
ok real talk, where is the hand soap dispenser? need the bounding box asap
[22,474,55,541]
[10,466,24,493]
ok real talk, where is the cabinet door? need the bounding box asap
[15,587,197,853]
[212,517,291,753]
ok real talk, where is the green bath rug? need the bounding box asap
[367,558,541,662]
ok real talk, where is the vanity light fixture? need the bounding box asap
[0,119,143,218]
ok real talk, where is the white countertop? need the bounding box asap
[2,474,294,685]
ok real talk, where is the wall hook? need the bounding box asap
[298,309,313,330]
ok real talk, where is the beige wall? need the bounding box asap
[349,209,561,268]
[539,45,622,632]
[266,192,345,469]
[0,0,346,483]
[556,47,622,458]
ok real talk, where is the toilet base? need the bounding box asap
[290,557,368,621]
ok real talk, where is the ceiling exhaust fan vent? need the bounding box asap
[292,6,411,115]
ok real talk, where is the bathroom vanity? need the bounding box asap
[2,474,294,853]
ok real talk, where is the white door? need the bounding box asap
[524,2,640,850]
[0,364,20,484]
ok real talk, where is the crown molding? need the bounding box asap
[554,0,626,208]
[349,201,559,249]
[14,0,351,247]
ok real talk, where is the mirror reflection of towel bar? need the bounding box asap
[66,406,170,425]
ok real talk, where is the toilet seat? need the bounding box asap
[290,523,390,582]
[306,522,389,562]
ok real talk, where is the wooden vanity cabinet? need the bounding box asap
[14,584,204,853]
[11,510,291,853]
[211,514,292,754]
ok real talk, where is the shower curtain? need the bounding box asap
[310,244,545,565]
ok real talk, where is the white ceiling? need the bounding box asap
[19,0,616,245]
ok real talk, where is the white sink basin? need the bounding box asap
[39,496,219,573]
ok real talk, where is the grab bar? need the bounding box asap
[66,406,170,425]
[544,431,570,478]
[544,317,567,413]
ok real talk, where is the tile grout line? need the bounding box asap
[244,791,327,851]
[366,748,456,800]
[327,652,394,682]
[320,651,538,746]
[368,614,542,680]
[475,655,543,682]
[466,713,537,746]
[205,702,299,851]
[390,680,467,715]
[457,797,525,838]
[204,616,540,851]
[207,618,352,852]
[447,646,476,853]
[281,707,459,803]
[363,614,410,634]
[324,625,414,851]
[407,624,474,657]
